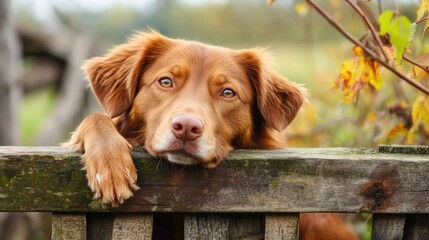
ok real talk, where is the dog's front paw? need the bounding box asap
[83,138,139,207]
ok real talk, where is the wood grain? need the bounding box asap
[371,214,405,240]
[265,213,299,240]
[184,213,264,240]
[0,146,427,213]
[404,214,429,240]
[52,213,86,240]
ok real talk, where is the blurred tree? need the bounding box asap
[0,0,21,145]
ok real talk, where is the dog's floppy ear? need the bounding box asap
[235,49,307,131]
[84,31,175,117]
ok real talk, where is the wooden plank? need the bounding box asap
[86,213,114,240]
[184,213,264,239]
[371,214,405,240]
[111,214,152,240]
[0,146,428,213]
[52,213,86,240]
[403,214,429,240]
[265,213,299,240]
[86,213,152,240]
[184,214,228,239]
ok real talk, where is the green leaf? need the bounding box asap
[390,16,411,64]
[378,10,411,64]
[378,10,394,35]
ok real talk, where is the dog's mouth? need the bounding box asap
[148,131,219,167]
[163,150,201,165]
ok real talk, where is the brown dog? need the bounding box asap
[65,31,356,239]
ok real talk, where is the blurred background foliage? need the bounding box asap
[12,0,425,148]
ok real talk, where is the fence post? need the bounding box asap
[184,213,264,239]
[265,213,299,240]
[371,214,406,240]
[52,213,86,240]
[403,214,429,240]
[86,213,153,240]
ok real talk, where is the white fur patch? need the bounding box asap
[166,153,199,165]
[96,173,102,184]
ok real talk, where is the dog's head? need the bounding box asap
[84,31,306,168]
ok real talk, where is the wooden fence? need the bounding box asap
[0,145,428,239]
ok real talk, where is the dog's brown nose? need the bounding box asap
[171,115,203,141]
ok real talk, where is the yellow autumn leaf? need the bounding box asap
[352,46,364,57]
[364,112,377,123]
[410,55,429,81]
[367,61,382,90]
[411,95,429,133]
[332,59,356,92]
[333,45,383,103]
[295,3,309,16]
[412,96,426,123]
[267,0,276,6]
[408,96,429,143]
[412,65,429,81]
[343,89,355,104]
[352,46,382,90]
[387,123,408,140]
[417,0,429,21]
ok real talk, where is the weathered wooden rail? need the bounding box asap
[0,145,428,239]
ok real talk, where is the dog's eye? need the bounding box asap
[159,78,173,88]
[221,88,235,98]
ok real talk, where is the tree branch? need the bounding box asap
[403,55,429,75]
[305,0,429,96]
[345,0,388,62]
[416,16,428,25]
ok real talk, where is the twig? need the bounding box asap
[345,0,388,62]
[305,0,429,96]
[403,55,429,74]
[416,16,428,25]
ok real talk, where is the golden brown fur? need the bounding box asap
[65,31,356,239]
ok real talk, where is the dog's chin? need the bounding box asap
[163,151,222,169]
[165,151,200,166]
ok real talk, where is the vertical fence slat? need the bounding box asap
[184,213,264,240]
[265,213,299,240]
[184,213,229,240]
[52,213,86,240]
[86,213,114,240]
[404,214,429,240]
[372,214,406,240]
[111,213,153,240]
[86,213,152,240]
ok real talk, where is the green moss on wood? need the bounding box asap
[0,147,428,213]
[378,145,429,154]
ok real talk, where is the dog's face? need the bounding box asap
[84,31,306,168]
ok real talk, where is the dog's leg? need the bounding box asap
[63,113,139,206]
[299,213,358,240]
